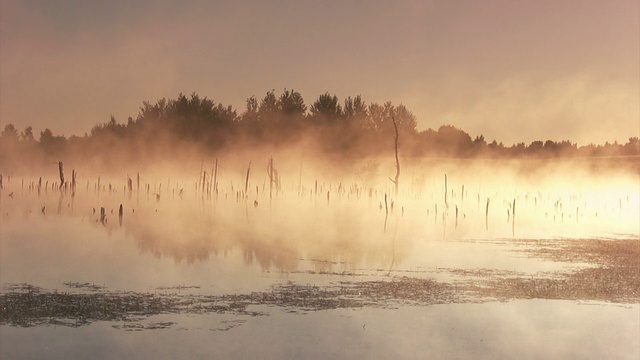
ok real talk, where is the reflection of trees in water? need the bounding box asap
[240,236,299,271]
[109,204,409,272]
[124,213,233,265]
[302,212,408,273]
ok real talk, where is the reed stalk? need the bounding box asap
[444,174,448,209]
[512,198,516,236]
[245,162,251,199]
[485,197,490,231]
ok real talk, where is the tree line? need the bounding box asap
[1,90,639,170]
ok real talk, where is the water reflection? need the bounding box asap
[121,203,410,271]
[1,161,639,360]
[2,238,638,329]
[1,163,638,275]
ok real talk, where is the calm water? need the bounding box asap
[1,164,639,359]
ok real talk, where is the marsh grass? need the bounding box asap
[480,238,640,303]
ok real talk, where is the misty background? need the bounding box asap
[1,0,638,146]
[1,90,638,174]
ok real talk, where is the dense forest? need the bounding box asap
[1,90,639,172]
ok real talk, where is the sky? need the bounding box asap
[1,0,638,146]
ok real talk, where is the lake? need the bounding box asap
[1,158,639,359]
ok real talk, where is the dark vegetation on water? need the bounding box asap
[476,239,640,303]
[1,238,637,330]
[1,91,639,172]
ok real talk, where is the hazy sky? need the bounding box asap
[1,0,638,145]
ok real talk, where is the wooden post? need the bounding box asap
[58,161,64,189]
[71,170,77,192]
[455,205,459,229]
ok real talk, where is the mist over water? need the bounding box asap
[1,155,637,283]
[1,153,638,359]
[2,0,639,356]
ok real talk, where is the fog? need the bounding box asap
[2,0,639,357]
[2,146,639,360]
[2,148,638,271]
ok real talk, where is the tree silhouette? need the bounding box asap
[0,124,20,163]
[435,125,472,156]
[277,89,306,118]
[1,124,19,143]
[343,95,368,129]
[242,96,259,123]
[0,90,637,170]
[21,126,35,143]
[310,93,343,125]
[39,128,54,144]
[258,90,278,122]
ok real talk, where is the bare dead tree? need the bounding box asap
[388,116,400,196]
